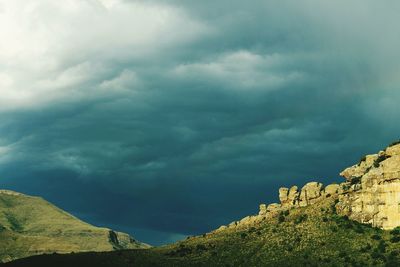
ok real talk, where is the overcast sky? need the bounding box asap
[1,0,400,245]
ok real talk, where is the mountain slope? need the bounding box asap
[4,196,400,266]
[0,190,149,263]
[4,142,400,266]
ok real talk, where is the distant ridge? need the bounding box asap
[0,190,150,263]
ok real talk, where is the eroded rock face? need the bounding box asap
[279,186,299,207]
[299,182,323,207]
[324,184,340,196]
[258,204,267,216]
[218,142,400,232]
[336,143,400,229]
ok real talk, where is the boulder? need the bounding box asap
[288,186,299,205]
[299,182,323,207]
[258,204,267,216]
[267,203,281,212]
[279,187,289,203]
[324,184,340,196]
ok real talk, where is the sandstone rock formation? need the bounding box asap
[299,182,323,207]
[336,142,400,229]
[279,186,299,207]
[219,141,400,232]
[324,184,340,196]
[258,204,267,215]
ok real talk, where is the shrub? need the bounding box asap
[350,176,361,185]
[196,244,207,251]
[371,249,384,260]
[175,245,192,256]
[283,210,290,216]
[294,214,308,224]
[354,226,365,234]
[390,227,400,235]
[342,184,350,191]
[278,213,285,223]
[358,155,367,165]
[390,250,399,256]
[373,155,391,168]
[344,256,351,263]
[371,234,382,240]
[360,243,372,253]
[390,236,400,243]
[377,240,387,253]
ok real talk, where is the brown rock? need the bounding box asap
[258,204,267,216]
[279,187,289,203]
[337,143,400,229]
[299,182,323,207]
[324,184,339,196]
[267,203,281,212]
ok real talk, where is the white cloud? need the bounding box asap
[170,50,304,90]
[100,69,140,91]
[0,0,209,111]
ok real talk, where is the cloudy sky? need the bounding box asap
[1,0,400,245]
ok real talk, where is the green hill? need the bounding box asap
[0,190,149,263]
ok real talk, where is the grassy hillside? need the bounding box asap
[0,190,148,263]
[4,195,400,266]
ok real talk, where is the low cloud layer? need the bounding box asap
[1,0,400,245]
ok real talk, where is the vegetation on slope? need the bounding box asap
[0,191,148,263]
[4,196,400,267]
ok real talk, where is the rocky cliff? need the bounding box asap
[217,142,400,231]
[338,142,400,229]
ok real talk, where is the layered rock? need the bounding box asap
[217,141,400,232]
[279,186,299,207]
[336,143,400,229]
[324,184,340,196]
[299,182,323,207]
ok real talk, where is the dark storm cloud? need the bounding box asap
[2,0,400,245]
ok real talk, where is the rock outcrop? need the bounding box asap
[279,186,299,207]
[336,142,400,229]
[218,141,400,232]
[299,182,323,207]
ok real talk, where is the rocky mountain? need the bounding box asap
[0,190,149,263]
[3,142,400,266]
